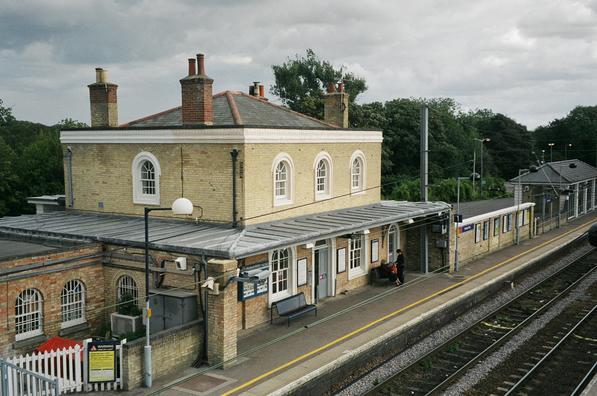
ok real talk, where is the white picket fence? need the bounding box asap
[4,340,124,395]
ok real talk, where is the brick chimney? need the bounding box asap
[323,82,349,128]
[180,53,214,125]
[88,68,118,127]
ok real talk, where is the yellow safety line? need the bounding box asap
[221,220,594,396]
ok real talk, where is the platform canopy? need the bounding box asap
[0,201,450,259]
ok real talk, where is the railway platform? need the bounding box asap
[143,213,597,396]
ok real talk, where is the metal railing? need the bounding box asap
[0,358,59,396]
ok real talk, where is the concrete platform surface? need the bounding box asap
[137,213,597,396]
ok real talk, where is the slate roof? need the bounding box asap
[0,201,450,259]
[451,198,517,219]
[510,159,597,185]
[122,91,336,129]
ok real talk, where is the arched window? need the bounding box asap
[15,289,43,340]
[272,153,294,206]
[61,280,86,328]
[117,275,139,306]
[270,248,290,297]
[132,152,161,205]
[350,151,366,193]
[314,152,333,200]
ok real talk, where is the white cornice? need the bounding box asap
[457,202,535,226]
[60,128,383,144]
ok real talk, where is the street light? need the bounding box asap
[565,143,572,160]
[515,167,538,245]
[144,197,193,388]
[548,143,555,162]
[473,137,491,197]
[454,172,480,272]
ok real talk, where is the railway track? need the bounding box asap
[365,248,597,396]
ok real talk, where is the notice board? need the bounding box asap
[88,340,118,383]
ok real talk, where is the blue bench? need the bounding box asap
[270,292,317,326]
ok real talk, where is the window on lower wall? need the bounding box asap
[483,220,489,240]
[15,289,43,341]
[61,280,86,328]
[270,248,291,300]
[507,213,513,231]
[117,275,139,306]
[493,217,500,236]
[474,223,481,243]
[349,235,365,276]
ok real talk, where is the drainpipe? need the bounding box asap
[66,146,74,208]
[230,149,239,228]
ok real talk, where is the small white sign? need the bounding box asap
[297,258,307,286]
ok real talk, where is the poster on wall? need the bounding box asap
[337,247,346,273]
[371,239,379,262]
[297,258,307,286]
[88,341,118,383]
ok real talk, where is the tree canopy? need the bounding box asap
[271,49,367,120]
[0,99,87,216]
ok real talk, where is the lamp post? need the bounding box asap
[454,173,480,272]
[474,137,491,196]
[144,197,194,388]
[564,143,572,160]
[516,167,538,245]
[548,143,555,162]
[541,150,545,163]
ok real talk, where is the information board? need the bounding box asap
[88,341,118,383]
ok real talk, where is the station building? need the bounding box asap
[450,198,535,266]
[0,53,450,378]
[510,159,597,232]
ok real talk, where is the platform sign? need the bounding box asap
[460,224,474,233]
[88,341,118,383]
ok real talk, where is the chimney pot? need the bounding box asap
[89,68,118,127]
[188,58,196,76]
[258,84,265,98]
[337,82,345,93]
[197,53,205,75]
[327,82,336,93]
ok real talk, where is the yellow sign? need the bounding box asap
[88,342,117,383]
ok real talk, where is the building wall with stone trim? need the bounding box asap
[449,206,534,268]
[64,140,381,226]
[0,244,104,356]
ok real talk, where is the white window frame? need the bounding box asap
[387,224,400,263]
[117,275,139,306]
[350,150,367,194]
[132,152,161,205]
[15,289,43,341]
[474,223,481,243]
[272,153,294,207]
[313,152,333,200]
[348,233,368,279]
[269,247,296,304]
[61,280,86,329]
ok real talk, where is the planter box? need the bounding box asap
[110,312,142,337]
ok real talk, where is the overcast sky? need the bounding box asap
[1,0,596,129]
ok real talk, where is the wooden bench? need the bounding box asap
[270,292,317,326]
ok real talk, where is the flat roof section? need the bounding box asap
[0,201,450,259]
[0,238,59,261]
[452,198,518,219]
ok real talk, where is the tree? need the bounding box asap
[534,106,597,166]
[271,49,367,119]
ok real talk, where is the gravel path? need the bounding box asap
[444,269,597,395]
[337,245,594,396]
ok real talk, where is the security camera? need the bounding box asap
[239,268,270,282]
[175,257,187,271]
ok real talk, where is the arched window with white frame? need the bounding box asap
[15,289,43,341]
[117,275,139,306]
[314,152,333,200]
[132,152,161,205]
[61,280,86,328]
[270,248,291,301]
[272,153,294,206]
[350,151,366,193]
